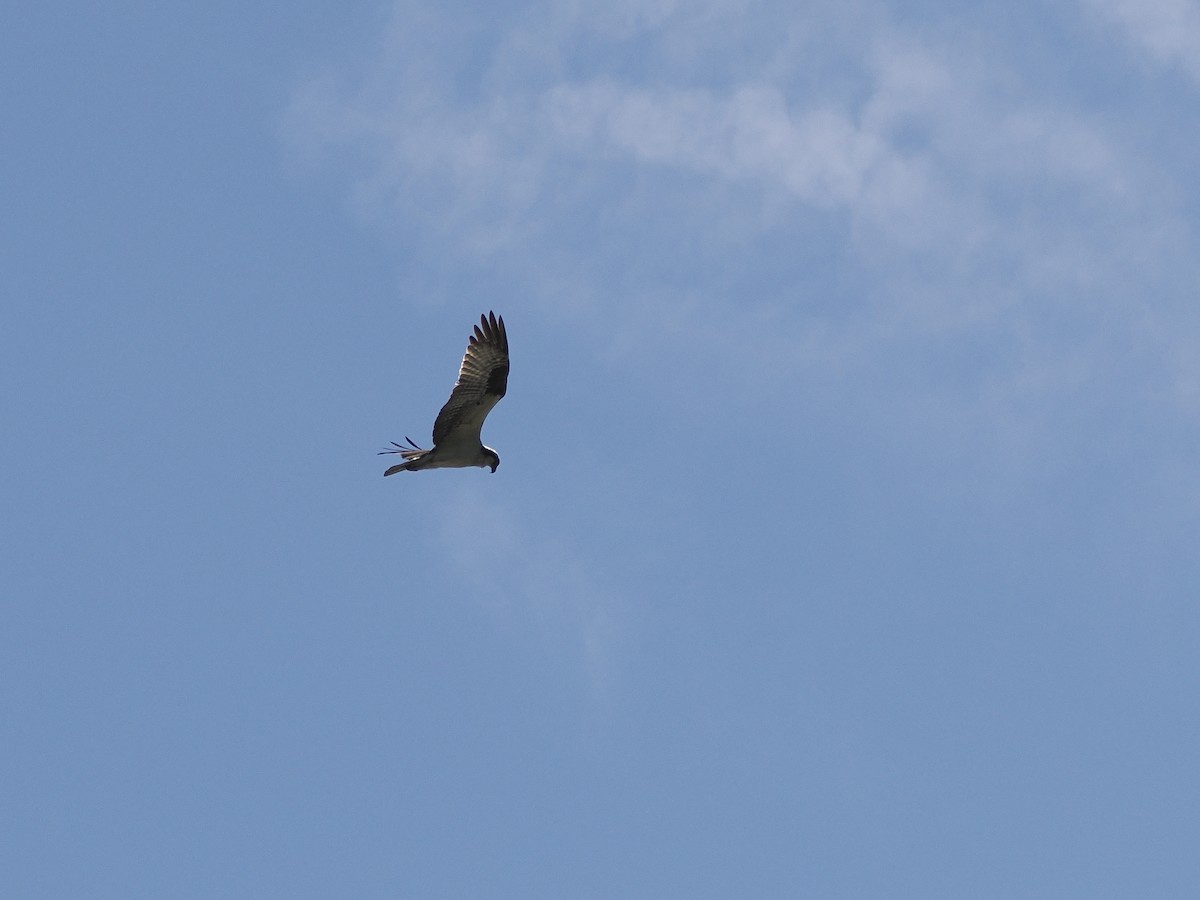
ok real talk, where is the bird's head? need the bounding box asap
[483,447,500,473]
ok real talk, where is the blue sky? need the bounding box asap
[4,1,1200,896]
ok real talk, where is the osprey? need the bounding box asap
[380,311,509,475]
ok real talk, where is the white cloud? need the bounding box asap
[436,487,621,697]
[286,10,1134,269]
[542,82,887,208]
[286,0,1200,483]
[1084,0,1200,81]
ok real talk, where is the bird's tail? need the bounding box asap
[379,437,434,475]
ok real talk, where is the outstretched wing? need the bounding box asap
[431,311,509,446]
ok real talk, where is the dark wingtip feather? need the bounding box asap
[475,311,507,353]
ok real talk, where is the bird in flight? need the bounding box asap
[380,312,510,475]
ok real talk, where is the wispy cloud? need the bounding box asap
[544,83,881,206]
[284,3,1139,281]
[436,487,621,697]
[1083,0,1200,81]
[286,0,1200,482]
